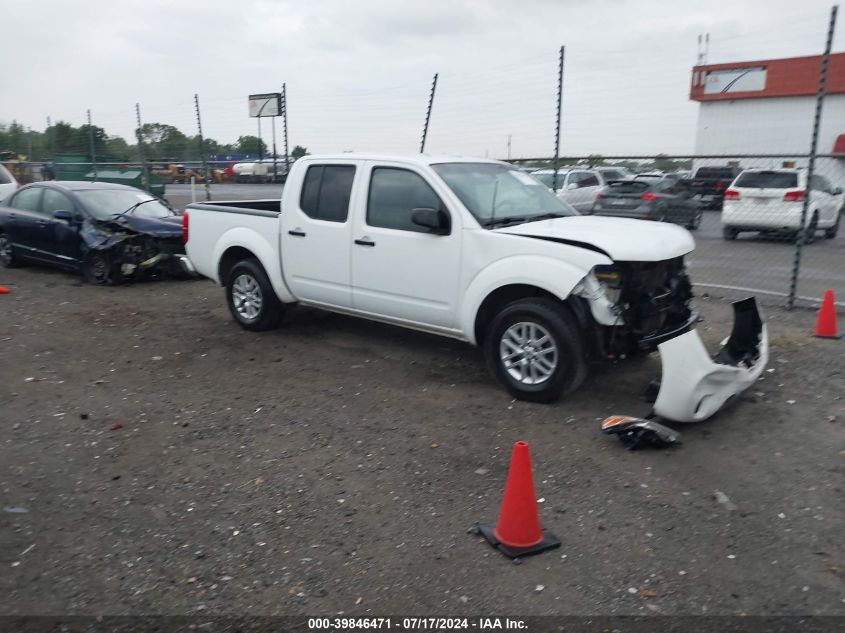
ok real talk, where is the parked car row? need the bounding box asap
[527,165,843,239]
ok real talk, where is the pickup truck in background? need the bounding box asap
[184,154,697,403]
[690,165,742,209]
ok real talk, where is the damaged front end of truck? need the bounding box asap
[575,261,767,424]
[79,216,193,285]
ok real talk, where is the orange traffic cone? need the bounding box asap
[814,290,841,339]
[0,286,9,294]
[472,441,560,559]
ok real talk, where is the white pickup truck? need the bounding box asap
[184,154,698,403]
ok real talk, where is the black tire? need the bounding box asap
[687,210,702,231]
[803,213,818,244]
[824,212,840,239]
[82,251,120,286]
[483,298,587,403]
[0,233,21,268]
[226,258,283,331]
[722,226,737,240]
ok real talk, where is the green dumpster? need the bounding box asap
[82,169,165,198]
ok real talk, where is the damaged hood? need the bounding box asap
[116,214,183,238]
[493,216,695,261]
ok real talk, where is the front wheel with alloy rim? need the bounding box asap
[484,298,587,403]
[226,258,283,331]
[0,234,19,267]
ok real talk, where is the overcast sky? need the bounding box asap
[0,0,840,158]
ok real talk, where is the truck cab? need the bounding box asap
[185,154,697,402]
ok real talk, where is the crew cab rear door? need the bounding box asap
[280,161,358,307]
[350,161,461,329]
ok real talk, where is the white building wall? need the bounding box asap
[693,95,845,187]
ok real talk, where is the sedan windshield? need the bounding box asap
[432,163,577,227]
[76,189,174,220]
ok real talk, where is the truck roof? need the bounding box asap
[300,153,509,167]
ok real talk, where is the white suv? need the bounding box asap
[722,169,842,241]
[531,168,604,213]
[0,164,18,202]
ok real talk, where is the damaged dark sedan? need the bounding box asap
[0,181,194,285]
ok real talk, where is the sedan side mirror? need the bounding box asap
[411,207,450,235]
[834,187,843,195]
[53,209,76,222]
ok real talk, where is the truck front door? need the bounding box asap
[350,163,461,329]
[280,162,357,308]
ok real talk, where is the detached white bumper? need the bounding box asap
[653,298,768,423]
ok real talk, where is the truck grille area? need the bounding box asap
[615,257,693,350]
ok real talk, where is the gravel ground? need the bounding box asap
[1,265,843,616]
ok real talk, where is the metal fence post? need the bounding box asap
[788,4,837,309]
[87,109,98,181]
[194,93,211,201]
[282,83,290,175]
[420,73,438,153]
[135,103,150,193]
[553,46,564,191]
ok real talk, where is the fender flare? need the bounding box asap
[213,227,295,303]
[458,253,610,344]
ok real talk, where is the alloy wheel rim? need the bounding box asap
[232,274,263,320]
[499,321,558,385]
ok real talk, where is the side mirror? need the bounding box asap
[54,210,75,222]
[411,207,450,235]
[566,182,579,191]
[834,187,843,195]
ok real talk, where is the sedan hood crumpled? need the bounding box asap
[493,215,695,262]
[117,214,183,238]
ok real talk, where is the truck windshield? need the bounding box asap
[432,163,576,227]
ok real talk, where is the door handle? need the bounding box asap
[38,220,49,227]
[354,238,375,247]
[288,230,306,237]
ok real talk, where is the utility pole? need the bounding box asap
[420,73,438,153]
[257,117,263,162]
[135,103,150,192]
[194,93,211,200]
[26,127,32,160]
[87,110,98,180]
[553,46,565,191]
[788,5,837,309]
[507,134,512,161]
[282,83,290,175]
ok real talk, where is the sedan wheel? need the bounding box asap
[0,234,17,267]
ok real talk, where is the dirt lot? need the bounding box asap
[1,265,843,616]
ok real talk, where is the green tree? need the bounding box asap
[290,145,308,160]
[137,123,191,160]
[236,135,267,157]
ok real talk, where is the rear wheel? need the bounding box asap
[803,213,818,244]
[687,210,703,230]
[0,234,21,267]
[483,298,587,403]
[824,212,840,239]
[722,226,738,240]
[226,258,283,331]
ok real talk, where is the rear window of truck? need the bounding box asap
[734,172,798,189]
[300,165,356,222]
